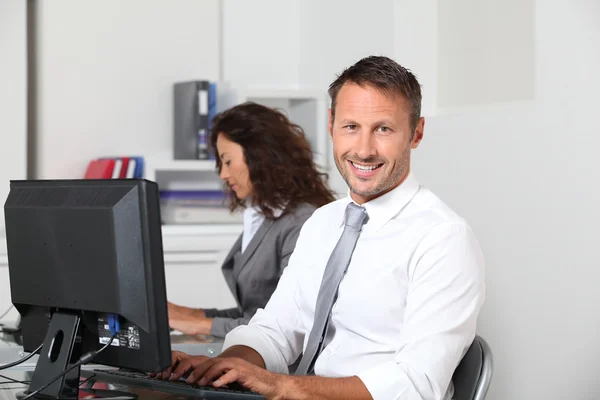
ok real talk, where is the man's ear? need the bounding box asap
[328,108,334,138]
[411,117,425,149]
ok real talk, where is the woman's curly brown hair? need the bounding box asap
[210,102,335,218]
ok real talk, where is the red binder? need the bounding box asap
[84,159,116,179]
[118,157,129,178]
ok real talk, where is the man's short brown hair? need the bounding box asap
[328,55,422,132]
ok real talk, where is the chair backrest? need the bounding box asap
[451,335,493,400]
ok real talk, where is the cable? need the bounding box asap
[0,305,14,322]
[0,343,43,371]
[0,373,29,385]
[78,375,94,387]
[21,334,117,400]
[0,385,29,390]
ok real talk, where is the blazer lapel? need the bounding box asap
[232,218,275,284]
[222,234,242,295]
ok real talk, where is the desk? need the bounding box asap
[170,333,224,357]
[0,368,215,399]
[0,334,226,400]
[0,333,224,365]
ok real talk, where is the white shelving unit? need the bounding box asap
[148,159,216,174]
[147,85,330,191]
[233,87,329,169]
[145,159,219,189]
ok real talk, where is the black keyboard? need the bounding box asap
[83,369,265,399]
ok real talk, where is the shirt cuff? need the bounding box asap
[223,325,290,374]
[209,317,228,338]
[356,361,424,400]
[203,308,219,318]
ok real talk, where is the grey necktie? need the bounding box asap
[295,202,369,375]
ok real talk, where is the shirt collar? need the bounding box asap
[339,171,421,232]
[246,204,284,219]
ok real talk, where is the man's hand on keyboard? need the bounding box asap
[177,356,285,398]
[150,350,201,380]
[160,353,209,381]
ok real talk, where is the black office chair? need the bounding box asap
[452,335,493,400]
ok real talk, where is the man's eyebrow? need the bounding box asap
[371,119,396,127]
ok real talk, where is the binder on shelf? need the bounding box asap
[132,156,144,178]
[111,158,122,178]
[174,80,210,161]
[125,158,136,178]
[84,156,145,179]
[208,82,217,160]
[83,159,115,179]
[118,157,130,178]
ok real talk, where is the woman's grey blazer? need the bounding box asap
[204,203,317,337]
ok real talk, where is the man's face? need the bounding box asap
[329,83,424,204]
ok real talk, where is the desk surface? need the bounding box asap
[0,368,219,400]
[170,333,224,357]
[0,334,227,400]
[0,330,226,399]
[0,333,224,366]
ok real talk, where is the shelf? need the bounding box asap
[152,160,217,173]
[148,85,329,190]
[145,159,219,184]
[161,224,242,236]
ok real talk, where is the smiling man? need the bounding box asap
[329,64,421,204]
[158,56,486,400]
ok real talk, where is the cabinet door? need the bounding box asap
[0,266,19,323]
[162,233,240,310]
[164,253,237,310]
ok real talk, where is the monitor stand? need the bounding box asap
[16,311,137,400]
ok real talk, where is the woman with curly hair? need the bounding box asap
[168,102,335,338]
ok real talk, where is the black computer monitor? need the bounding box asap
[4,179,172,399]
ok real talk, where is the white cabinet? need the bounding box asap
[0,240,19,323]
[0,268,17,322]
[162,225,242,310]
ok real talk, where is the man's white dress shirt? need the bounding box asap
[223,172,485,400]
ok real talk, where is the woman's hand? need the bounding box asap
[167,302,212,335]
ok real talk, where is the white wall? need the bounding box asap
[412,1,600,399]
[222,0,302,87]
[223,0,395,90]
[393,0,438,117]
[223,0,396,197]
[34,0,221,179]
[0,0,27,322]
[437,0,535,110]
[296,0,395,90]
[0,0,28,218]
